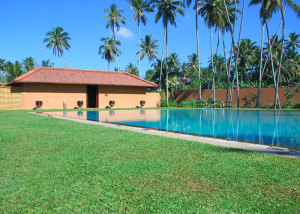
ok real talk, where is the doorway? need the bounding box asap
[86,85,98,108]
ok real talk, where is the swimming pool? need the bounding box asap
[45,109,300,149]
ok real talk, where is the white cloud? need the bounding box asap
[116,27,134,39]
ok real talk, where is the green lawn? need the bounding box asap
[0,110,299,213]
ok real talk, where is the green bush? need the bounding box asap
[161,99,178,107]
[178,98,198,108]
[292,102,300,109]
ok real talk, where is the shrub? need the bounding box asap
[178,98,198,108]
[160,99,178,107]
[292,102,300,109]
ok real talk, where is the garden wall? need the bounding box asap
[0,86,22,110]
[173,88,300,107]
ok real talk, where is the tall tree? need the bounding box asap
[127,0,152,76]
[275,0,300,108]
[125,63,139,76]
[153,0,185,107]
[2,61,25,82]
[185,0,203,106]
[235,39,259,83]
[138,34,159,63]
[41,59,54,67]
[43,27,70,68]
[98,36,121,70]
[199,0,225,105]
[285,32,300,52]
[103,3,126,72]
[23,57,36,72]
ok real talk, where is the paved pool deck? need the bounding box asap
[33,112,300,159]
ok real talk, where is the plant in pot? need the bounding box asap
[35,101,43,109]
[140,100,145,108]
[77,101,83,108]
[109,100,115,108]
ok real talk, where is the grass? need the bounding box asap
[1,110,299,213]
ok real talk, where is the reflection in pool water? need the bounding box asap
[44,109,299,148]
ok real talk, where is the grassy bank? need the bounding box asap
[0,110,299,213]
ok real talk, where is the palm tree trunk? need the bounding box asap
[275,8,285,109]
[165,24,169,107]
[223,31,230,107]
[108,61,110,71]
[256,23,265,108]
[210,25,215,106]
[223,0,237,107]
[61,55,67,68]
[112,26,119,72]
[213,29,220,105]
[235,0,245,108]
[138,16,141,77]
[266,23,279,106]
[195,1,202,107]
[159,28,166,91]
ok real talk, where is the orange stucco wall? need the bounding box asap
[98,86,161,108]
[18,83,161,110]
[21,83,87,109]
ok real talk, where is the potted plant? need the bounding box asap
[109,100,115,108]
[77,101,83,108]
[140,100,145,108]
[35,101,43,109]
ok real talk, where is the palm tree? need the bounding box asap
[199,0,225,106]
[23,57,36,72]
[219,0,235,107]
[43,27,70,68]
[153,0,185,107]
[185,0,203,106]
[138,35,159,63]
[41,59,54,67]
[99,36,121,71]
[127,0,152,76]
[2,61,25,82]
[257,0,299,108]
[236,39,259,83]
[125,63,139,76]
[0,58,5,71]
[145,69,156,81]
[285,32,300,51]
[103,3,126,72]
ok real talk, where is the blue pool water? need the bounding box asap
[50,109,300,148]
[112,109,299,148]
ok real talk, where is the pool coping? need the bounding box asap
[31,112,300,159]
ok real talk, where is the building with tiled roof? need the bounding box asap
[7,67,160,109]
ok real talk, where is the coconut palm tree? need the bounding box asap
[153,0,185,107]
[125,63,139,76]
[0,58,5,71]
[2,61,25,82]
[98,36,121,71]
[285,32,300,51]
[41,59,54,67]
[252,0,300,108]
[23,57,36,72]
[103,3,126,72]
[138,34,159,63]
[185,0,203,105]
[43,27,70,68]
[236,39,259,83]
[219,0,235,106]
[127,0,152,76]
[199,0,225,106]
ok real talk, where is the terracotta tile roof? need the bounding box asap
[7,67,158,87]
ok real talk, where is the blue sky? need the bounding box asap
[1,0,299,78]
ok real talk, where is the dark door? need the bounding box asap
[86,85,98,108]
